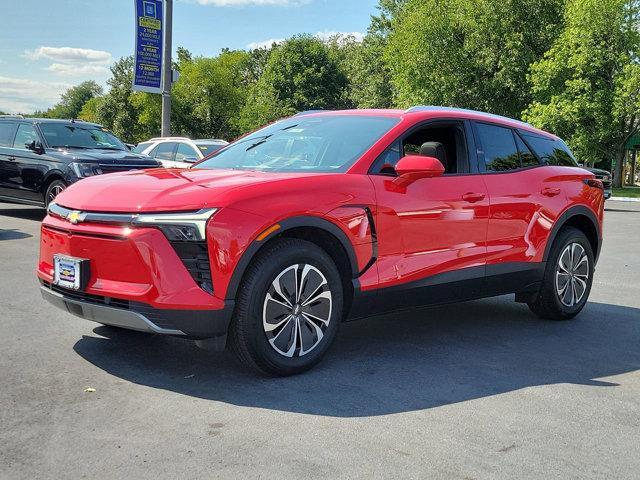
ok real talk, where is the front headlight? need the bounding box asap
[132,209,218,241]
[70,162,102,178]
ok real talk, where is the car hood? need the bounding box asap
[54,168,324,212]
[48,147,159,166]
[582,166,611,177]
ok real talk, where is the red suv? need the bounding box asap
[38,107,604,375]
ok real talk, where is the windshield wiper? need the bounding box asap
[245,135,273,152]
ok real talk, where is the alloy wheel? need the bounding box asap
[555,242,589,307]
[262,263,332,358]
[48,184,65,204]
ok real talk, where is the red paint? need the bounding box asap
[37,108,604,313]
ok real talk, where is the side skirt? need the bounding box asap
[348,262,545,320]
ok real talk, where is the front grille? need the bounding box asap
[42,281,130,309]
[98,164,155,174]
[169,241,214,294]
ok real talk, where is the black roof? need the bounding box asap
[0,117,102,127]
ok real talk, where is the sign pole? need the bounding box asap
[161,0,173,137]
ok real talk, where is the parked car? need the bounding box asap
[38,107,604,375]
[581,166,612,199]
[0,118,159,207]
[134,137,228,168]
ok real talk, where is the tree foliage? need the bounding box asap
[239,36,350,131]
[524,0,640,183]
[385,0,565,118]
[42,81,103,120]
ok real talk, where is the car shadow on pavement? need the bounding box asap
[73,297,640,417]
[0,229,32,240]
[0,207,46,222]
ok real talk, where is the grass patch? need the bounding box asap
[612,186,640,198]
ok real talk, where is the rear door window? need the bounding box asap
[515,133,539,168]
[520,132,577,167]
[0,122,18,147]
[175,143,199,162]
[475,123,520,172]
[153,142,176,161]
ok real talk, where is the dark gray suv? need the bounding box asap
[0,117,159,207]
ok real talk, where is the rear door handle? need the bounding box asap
[541,187,561,197]
[462,192,486,203]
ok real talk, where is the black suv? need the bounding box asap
[0,117,159,207]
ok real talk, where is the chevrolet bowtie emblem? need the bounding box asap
[67,211,82,224]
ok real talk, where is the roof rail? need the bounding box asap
[406,106,532,128]
[147,136,192,141]
[0,114,25,119]
[293,110,326,117]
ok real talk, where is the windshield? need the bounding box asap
[195,141,226,155]
[196,115,399,173]
[40,123,126,150]
[133,142,152,154]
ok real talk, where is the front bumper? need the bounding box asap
[41,282,234,340]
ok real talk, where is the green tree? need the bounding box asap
[77,96,104,123]
[45,81,103,119]
[172,50,250,140]
[385,0,565,118]
[525,0,640,186]
[239,36,350,131]
[97,57,141,142]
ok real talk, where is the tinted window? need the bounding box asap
[197,115,399,173]
[13,124,39,148]
[195,142,226,155]
[175,143,199,162]
[515,133,539,168]
[40,123,126,150]
[0,122,17,147]
[154,142,176,161]
[520,133,577,167]
[133,142,152,154]
[476,123,520,172]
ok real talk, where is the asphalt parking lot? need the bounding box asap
[1,201,639,479]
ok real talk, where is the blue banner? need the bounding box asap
[133,0,164,93]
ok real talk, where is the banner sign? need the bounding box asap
[133,0,164,93]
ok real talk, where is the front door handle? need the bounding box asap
[462,192,486,203]
[7,156,16,161]
[541,187,561,197]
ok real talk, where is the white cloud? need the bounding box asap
[46,63,110,76]
[191,0,304,5]
[247,30,365,49]
[247,38,286,49]
[0,76,71,113]
[24,46,112,64]
[315,30,365,43]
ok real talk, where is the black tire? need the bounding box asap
[229,238,343,376]
[528,227,594,320]
[44,179,67,207]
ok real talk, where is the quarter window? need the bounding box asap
[476,123,520,172]
[13,124,39,149]
[520,133,577,167]
[0,122,17,147]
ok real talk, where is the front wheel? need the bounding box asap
[528,227,594,320]
[45,179,66,207]
[229,238,343,376]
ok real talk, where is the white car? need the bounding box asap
[133,137,228,168]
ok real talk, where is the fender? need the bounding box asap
[224,215,363,301]
[543,204,602,263]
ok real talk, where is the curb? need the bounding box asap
[610,197,640,202]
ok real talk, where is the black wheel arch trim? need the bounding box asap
[224,214,368,301]
[543,205,601,263]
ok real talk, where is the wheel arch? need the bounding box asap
[544,205,601,264]
[225,216,360,315]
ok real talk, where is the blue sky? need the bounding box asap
[0,0,379,113]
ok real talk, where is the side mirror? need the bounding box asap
[184,156,199,163]
[394,155,445,185]
[26,140,45,154]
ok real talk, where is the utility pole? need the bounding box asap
[161,0,173,137]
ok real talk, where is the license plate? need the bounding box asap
[53,255,83,290]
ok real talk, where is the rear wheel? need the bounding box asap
[229,238,343,376]
[45,179,66,207]
[528,227,594,320]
